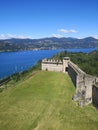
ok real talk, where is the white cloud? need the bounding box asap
[58,29,77,34]
[0,34,31,39]
[58,29,69,33]
[52,34,63,38]
[70,29,77,33]
[93,35,98,39]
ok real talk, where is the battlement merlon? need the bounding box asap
[42,58,63,64]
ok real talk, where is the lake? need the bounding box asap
[0,48,97,79]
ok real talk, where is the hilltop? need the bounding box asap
[0,37,98,52]
[0,71,98,130]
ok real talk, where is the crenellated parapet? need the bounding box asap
[42,58,63,64]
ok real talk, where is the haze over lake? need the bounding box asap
[0,48,97,79]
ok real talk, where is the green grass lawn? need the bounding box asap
[0,71,98,130]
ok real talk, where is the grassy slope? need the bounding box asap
[0,71,98,130]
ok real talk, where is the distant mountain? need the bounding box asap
[0,37,98,52]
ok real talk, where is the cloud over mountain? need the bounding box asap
[58,29,77,34]
[0,34,31,39]
[52,34,63,38]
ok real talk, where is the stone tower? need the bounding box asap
[63,57,70,73]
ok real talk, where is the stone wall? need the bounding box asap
[92,84,98,108]
[41,57,98,106]
[42,57,70,73]
[42,59,63,72]
[68,61,97,106]
[68,63,77,87]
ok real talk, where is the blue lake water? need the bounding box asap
[0,48,97,79]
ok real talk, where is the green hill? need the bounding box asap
[0,71,98,130]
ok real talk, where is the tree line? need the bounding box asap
[52,51,98,77]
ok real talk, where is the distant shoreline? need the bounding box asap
[0,47,98,53]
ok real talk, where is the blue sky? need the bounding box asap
[0,0,98,39]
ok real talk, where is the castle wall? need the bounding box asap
[42,63,63,72]
[41,57,98,106]
[67,61,96,105]
[42,60,63,72]
[68,61,85,89]
[92,85,98,108]
[68,64,77,87]
[84,75,96,103]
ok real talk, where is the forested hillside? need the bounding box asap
[52,51,98,77]
[0,37,98,52]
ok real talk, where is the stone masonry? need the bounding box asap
[42,57,98,106]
